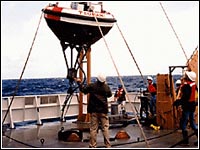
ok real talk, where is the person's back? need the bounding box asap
[80,80,112,114]
[175,71,198,146]
[75,73,112,148]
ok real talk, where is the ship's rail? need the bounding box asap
[2,92,141,128]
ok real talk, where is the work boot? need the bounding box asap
[180,130,189,146]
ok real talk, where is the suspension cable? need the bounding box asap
[159,2,189,61]
[2,12,44,125]
[115,22,147,85]
[94,16,150,148]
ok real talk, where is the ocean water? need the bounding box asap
[2,75,181,97]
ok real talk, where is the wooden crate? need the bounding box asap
[156,74,177,129]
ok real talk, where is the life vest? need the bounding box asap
[117,88,124,97]
[148,83,156,93]
[187,81,196,102]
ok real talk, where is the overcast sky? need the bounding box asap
[1,1,199,79]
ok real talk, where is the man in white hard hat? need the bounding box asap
[147,76,153,81]
[174,71,198,146]
[146,76,157,117]
[74,73,112,148]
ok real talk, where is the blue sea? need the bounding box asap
[2,75,181,97]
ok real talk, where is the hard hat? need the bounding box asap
[147,76,153,81]
[185,71,196,81]
[175,79,181,85]
[97,73,106,83]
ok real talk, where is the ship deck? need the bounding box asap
[2,115,198,149]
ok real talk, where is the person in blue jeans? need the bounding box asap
[146,76,157,117]
[173,71,198,146]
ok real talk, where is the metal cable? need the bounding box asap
[159,2,189,61]
[115,22,147,85]
[94,16,150,148]
[2,12,44,125]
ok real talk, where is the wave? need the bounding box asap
[2,75,181,97]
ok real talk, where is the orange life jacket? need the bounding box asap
[117,88,124,97]
[148,84,156,93]
[187,81,196,102]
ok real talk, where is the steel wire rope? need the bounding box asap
[2,12,44,148]
[2,12,43,125]
[94,16,150,148]
[160,2,198,86]
[3,134,39,148]
[159,4,199,147]
[159,2,189,62]
[115,22,147,86]
[159,2,198,132]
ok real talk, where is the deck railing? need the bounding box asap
[2,92,141,128]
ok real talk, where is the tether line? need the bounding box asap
[115,22,147,85]
[94,16,150,148]
[2,12,43,126]
[159,2,188,61]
